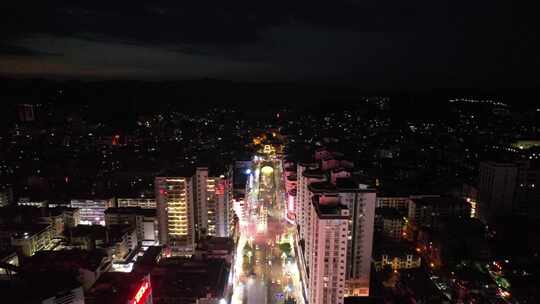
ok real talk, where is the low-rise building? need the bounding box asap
[17,197,49,208]
[2,272,85,304]
[134,246,163,274]
[104,207,158,245]
[194,236,234,265]
[408,196,470,228]
[22,249,111,290]
[0,205,80,237]
[57,206,82,229]
[86,272,153,304]
[68,225,107,251]
[117,197,156,209]
[416,217,489,268]
[107,225,138,263]
[70,198,115,226]
[10,224,53,256]
[375,207,406,240]
[151,257,229,304]
[0,249,19,279]
[373,240,421,271]
[376,196,409,210]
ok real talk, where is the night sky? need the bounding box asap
[1,1,538,88]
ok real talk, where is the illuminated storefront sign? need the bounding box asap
[130,279,151,304]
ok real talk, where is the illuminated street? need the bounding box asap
[232,154,304,304]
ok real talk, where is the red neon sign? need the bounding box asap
[133,281,150,304]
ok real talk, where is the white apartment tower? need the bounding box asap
[308,196,349,304]
[307,181,376,297]
[296,148,376,300]
[296,162,324,241]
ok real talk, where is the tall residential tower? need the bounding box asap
[156,167,231,254]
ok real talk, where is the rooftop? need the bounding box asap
[196,236,234,253]
[311,196,348,219]
[135,246,162,268]
[23,249,108,273]
[86,272,150,304]
[70,224,107,239]
[0,205,73,224]
[0,223,51,238]
[107,224,136,243]
[151,257,228,301]
[309,178,375,193]
[2,271,82,303]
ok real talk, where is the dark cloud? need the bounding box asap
[2,1,519,45]
[0,44,61,57]
[0,1,538,87]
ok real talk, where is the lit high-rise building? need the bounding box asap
[295,147,376,299]
[308,180,376,297]
[105,207,158,245]
[156,176,195,254]
[193,167,232,238]
[307,196,349,304]
[296,162,324,241]
[156,167,231,254]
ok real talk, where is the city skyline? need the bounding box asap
[1,1,539,303]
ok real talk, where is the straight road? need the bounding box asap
[232,157,304,304]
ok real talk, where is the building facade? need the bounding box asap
[0,186,13,207]
[478,161,517,222]
[307,197,349,304]
[156,176,196,254]
[105,207,158,245]
[374,253,421,271]
[294,148,376,301]
[156,168,232,255]
[117,197,156,209]
[71,198,115,226]
[9,224,53,257]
